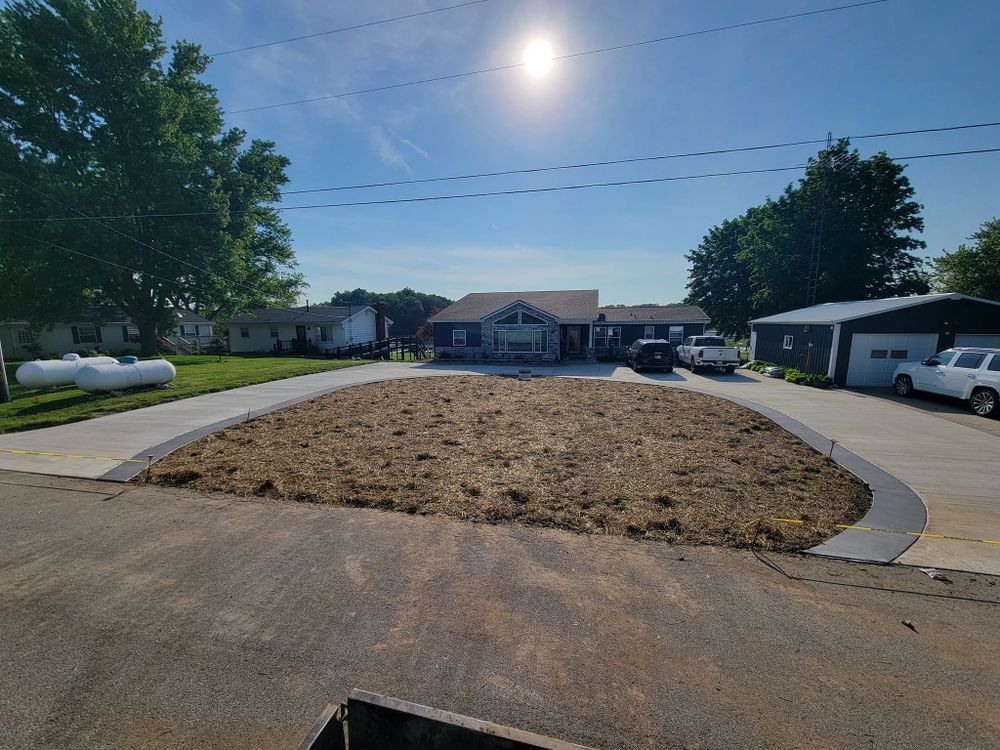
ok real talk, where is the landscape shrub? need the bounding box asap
[748,360,776,372]
[783,368,812,385]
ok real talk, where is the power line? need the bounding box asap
[210,0,493,57]
[4,147,996,224]
[0,169,263,296]
[279,120,1000,196]
[5,230,222,298]
[224,0,890,115]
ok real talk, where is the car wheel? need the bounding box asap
[894,375,914,397]
[725,365,735,375]
[970,387,998,418]
[690,362,700,374]
[665,367,673,373]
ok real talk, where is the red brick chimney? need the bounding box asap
[375,301,386,340]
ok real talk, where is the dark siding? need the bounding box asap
[752,323,835,375]
[433,322,481,347]
[606,322,706,346]
[833,298,1000,385]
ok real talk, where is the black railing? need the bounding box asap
[273,336,429,360]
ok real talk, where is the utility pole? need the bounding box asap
[805,131,833,308]
[0,336,10,403]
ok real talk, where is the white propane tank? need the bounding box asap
[15,353,118,389]
[75,359,176,393]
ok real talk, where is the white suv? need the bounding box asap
[893,348,1000,417]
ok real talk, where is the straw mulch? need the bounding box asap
[149,376,870,550]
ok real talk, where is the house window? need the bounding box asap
[194,325,201,336]
[644,325,655,339]
[668,326,684,343]
[870,350,887,359]
[493,330,546,353]
[241,327,250,338]
[495,310,547,325]
[17,329,34,344]
[783,335,793,350]
[320,326,329,342]
[607,326,621,348]
[77,325,98,344]
[594,326,607,347]
[890,350,908,359]
[452,329,467,346]
[269,327,278,338]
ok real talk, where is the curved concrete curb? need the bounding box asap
[103,368,927,564]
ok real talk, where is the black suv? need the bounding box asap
[625,339,675,372]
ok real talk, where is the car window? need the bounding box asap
[954,352,986,369]
[928,350,957,366]
[700,337,727,346]
[641,343,673,353]
[683,338,692,347]
[988,355,1000,372]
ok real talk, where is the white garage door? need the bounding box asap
[846,333,939,386]
[955,334,1000,348]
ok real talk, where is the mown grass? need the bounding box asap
[0,355,368,434]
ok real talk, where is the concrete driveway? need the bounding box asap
[2,472,998,750]
[0,360,997,574]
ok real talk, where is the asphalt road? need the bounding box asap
[2,471,998,750]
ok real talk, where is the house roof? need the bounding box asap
[223,305,393,326]
[430,290,599,322]
[598,304,710,323]
[171,308,213,325]
[749,293,999,325]
[225,306,356,325]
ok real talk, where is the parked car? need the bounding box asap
[625,339,675,372]
[676,336,739,374]
[893,348,1000,417]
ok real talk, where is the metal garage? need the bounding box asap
[845,333,939,386]
[750,293,1000,387]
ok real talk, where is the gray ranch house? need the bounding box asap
[225,304,391,355]
[430,289,709,362]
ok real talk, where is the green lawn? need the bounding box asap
[0,355,368,434]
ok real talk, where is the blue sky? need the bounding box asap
[148,0,1000,305]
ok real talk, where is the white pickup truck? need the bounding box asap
[676,336,740,374]
[893,347,1000,417]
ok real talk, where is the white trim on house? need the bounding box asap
[749,293,999,326]
[452,329,467,346]
[783,335,794,350]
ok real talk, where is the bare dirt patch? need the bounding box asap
[149,376,870,550]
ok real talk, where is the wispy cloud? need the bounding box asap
[369,125,413,174]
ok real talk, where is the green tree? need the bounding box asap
[326,287,453,336]
[0,0,302,354]
[930,218,1000,300]
[686,140,928,335]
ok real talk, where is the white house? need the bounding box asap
[224,304,391,354]
[0,307,216,360]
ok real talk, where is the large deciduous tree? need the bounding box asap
[930,218,1000,300]
[686,140,928,336]
[0,0,303,354]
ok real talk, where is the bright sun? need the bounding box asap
[523,39,553,77]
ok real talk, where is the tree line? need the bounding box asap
[325,288,453,337]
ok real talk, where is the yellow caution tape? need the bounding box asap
[768,517,1000,546]
[0,448,147,464]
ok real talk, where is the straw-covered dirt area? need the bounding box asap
[149,375,870,550]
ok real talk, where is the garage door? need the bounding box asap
[846,333,939,386]
[955,334,1000,348]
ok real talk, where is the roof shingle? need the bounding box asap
[430,290,599,322]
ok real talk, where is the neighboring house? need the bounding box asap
[225,303,391,354]
[0,310,141,359]
[749,293,1000,386]
[429,290,709,362]
[171,308,216,347]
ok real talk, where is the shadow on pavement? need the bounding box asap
[694,372,759,384]
[846,386,1000,437]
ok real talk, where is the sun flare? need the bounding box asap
[523,38,553,78]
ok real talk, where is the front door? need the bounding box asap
[566,326,581,355]
[295,325,307,350]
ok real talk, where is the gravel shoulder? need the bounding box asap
[1,472,997,750]
[149,375,870,551]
